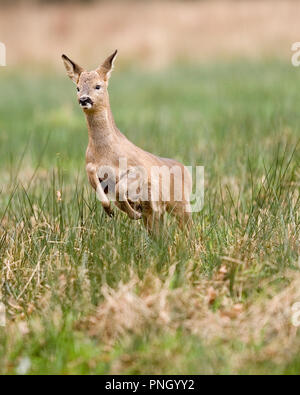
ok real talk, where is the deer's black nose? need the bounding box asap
[79,96,93,106]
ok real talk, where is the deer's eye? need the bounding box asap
[77,87,80,92]
[95,85,101,90]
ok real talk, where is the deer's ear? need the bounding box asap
[62,54,83,84]
[97,50,118,81]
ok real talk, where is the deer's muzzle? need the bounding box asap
[79,96,94,109]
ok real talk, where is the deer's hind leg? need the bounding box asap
[142,211,162,236]
[141,198,165,236]
[167,201,192,230]
[114,177,142,220]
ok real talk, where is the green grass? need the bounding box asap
[0,61,299,374]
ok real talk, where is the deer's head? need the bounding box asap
[62,50,117,111]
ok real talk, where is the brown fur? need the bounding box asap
[62,51,192,234]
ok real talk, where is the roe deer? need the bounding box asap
[62,50,192,234]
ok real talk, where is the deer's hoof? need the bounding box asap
[104,206,114,218]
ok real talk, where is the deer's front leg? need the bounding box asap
[86,163,114,217]
[115,176,142,220]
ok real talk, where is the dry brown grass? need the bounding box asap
[0,0,299,69]
[82,263,300,369]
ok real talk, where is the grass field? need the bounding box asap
[0,61,299,374]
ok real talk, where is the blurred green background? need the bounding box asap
[0,0,299,375]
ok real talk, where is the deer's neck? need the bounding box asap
[85,105,119,146]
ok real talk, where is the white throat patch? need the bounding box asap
[81,103,92,109]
